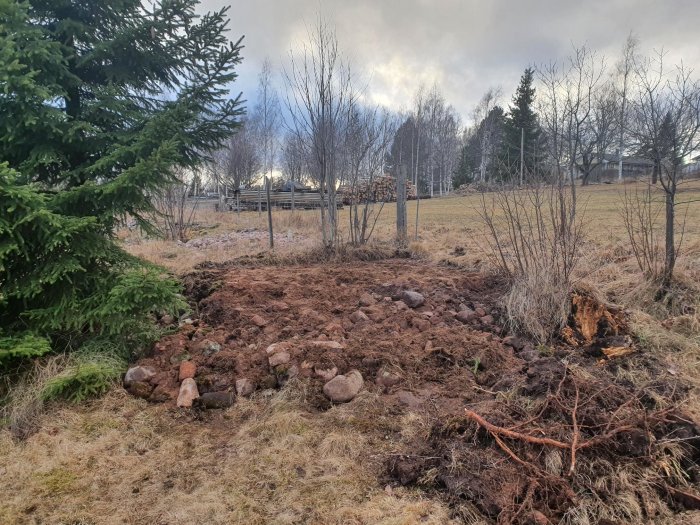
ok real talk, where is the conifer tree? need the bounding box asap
[0,0,243,365]
[501,68,543,178]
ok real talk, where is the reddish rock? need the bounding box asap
[455,309,477,324]
[397,390,422,409]
[177,378,199,407]
[350,310,369,323]
[395,300,409,311]
[323,370,364,403]
[250,314,268,327]
[268,300,289,312]
[359,293,376,307]
[178,361,196,381]
[480,315,494,325]
[269,351,291,367]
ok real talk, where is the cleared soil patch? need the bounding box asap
[129,259,700,524]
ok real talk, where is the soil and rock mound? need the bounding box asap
[124,259,700,524]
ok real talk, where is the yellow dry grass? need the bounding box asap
[0,385,454,525]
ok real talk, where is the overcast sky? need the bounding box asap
[200,0,700,122]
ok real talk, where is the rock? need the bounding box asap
[503,336,527,351]
[250,314,268,327]
[161,314,174,325]
[266,342,285,355]
[126,381,153,399]
[350,310,369,323]
[400,290,425,308]
[475,307,487,317]
[269,351,291,367]
[323,370,364,403]
[169,352,191,365]
[124,366,156,386]
[314,365,338,381]
[455,309,477,324]
[197,391,235,409]
[359,293,376,307]
[178,361,196,381]
[176,378,199,407]
[424,340,433,352]
[202,339,221,357]
[395,301,409,311]
[376,369,401,388]
[260,374,278,389]
[480,315,494,325]
[268,300,289,311]
[411,317,431,332]
[235,378,255,397]
[309,340,345,351]
[397,390,422,409]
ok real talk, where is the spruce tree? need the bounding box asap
[0,0,243,366]
[501,68,542,179]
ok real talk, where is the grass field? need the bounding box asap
[2,181,699,524]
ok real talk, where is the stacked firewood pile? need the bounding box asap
[340,175,417,204]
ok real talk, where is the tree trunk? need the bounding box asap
[396,166,407,245]
[662,189,675,290]
[266,176,274,249]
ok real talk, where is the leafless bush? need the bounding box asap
[620,184,663,279]
[478,182,586,342]
[151,176,198,242]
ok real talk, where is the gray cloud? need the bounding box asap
[201,0,700,120]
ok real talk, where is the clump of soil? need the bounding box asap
[130,259,699,523]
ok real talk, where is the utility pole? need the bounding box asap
[520,127,524,186]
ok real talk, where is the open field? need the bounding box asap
[3,182,700,524]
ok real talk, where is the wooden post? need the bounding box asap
[397,166,407,245]
[258,185,262,217]
[266,176,274,249]
[520,127,524,186]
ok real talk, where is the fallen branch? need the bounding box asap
[568,383,580,476]
[464,409,570,450]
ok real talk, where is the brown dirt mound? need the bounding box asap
[130,259,700,524]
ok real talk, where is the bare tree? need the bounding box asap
[615,33,640,182]
[577,82,619,185]
[151,169,199,242]
[628,51,700,290]
[343,104,397,245]
[285,17,354,247]
[255,58,282,182]
[473,88,503,183]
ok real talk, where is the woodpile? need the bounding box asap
[340,175,417,204]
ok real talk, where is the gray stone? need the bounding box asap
[177,378,199,407]
[397,390,422,409]
[124,366,156,386]
[197,391,235,409]
[235,378,255,397]
[400,291,425,308]
[202,340,221,357]
[323,370,364,403]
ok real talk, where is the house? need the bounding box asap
[588,154,654,182]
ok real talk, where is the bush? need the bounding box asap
[477,182,586,343]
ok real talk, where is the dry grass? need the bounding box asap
[0,384,455,525]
